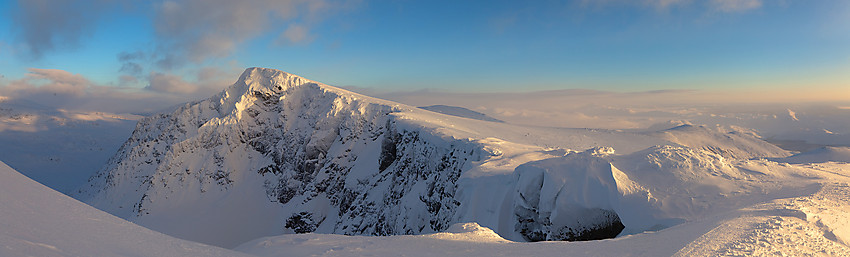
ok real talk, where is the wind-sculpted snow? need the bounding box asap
[513,147,636,241]
[77,67,801,249]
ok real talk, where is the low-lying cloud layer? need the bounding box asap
[364,87,850,131]
[0,68,238,114]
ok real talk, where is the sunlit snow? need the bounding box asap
[2,68,850,256]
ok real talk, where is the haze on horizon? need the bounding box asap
[0,0,848,114]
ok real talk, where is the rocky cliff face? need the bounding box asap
[76,68,484,247]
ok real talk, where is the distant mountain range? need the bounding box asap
[418,105,503,123]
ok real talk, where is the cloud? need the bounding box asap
[117,51,147,76]
[150,0,355,68]
[280,24,314,44]
[10,0,357,71]
[120,62,145,77]
[0,68,239,114]
[196,66,241,85]
[709,0,762,13]
[119,75,139,86]
[366,87,849,130]
[144,65,241,97]
[581,0,690,11]
[6,68,92,97]
[11,0,109,59]
[646,0,690,10]
[581,0,763,13]
[146,72,198,94]
[0,68,109,110]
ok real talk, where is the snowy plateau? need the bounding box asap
[2,67,850,256]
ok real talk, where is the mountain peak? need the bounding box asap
[213,67,333,118]
[236,67,316,93]
[240,67,300,81]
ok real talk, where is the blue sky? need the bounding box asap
[0,0,848,103]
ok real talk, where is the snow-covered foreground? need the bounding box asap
[3,156,849,257]
[0,161,252,257]
[241,161,850,256]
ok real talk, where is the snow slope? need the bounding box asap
[0,161,252,257]
[76,67,802,249]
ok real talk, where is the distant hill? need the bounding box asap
[775,146,850,164]
[419,105,503,123]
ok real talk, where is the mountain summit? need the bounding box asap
[76,67,486,247]
[77,68,791,248]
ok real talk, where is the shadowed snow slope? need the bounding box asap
[776,146,850,164]
[0,161,251,257]
[419,105,503,123]
[76,67,804,249]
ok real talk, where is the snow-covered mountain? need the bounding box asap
[76,67,799,248]
[76,67,487,247]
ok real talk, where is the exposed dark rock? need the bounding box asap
[285,211,318,233]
